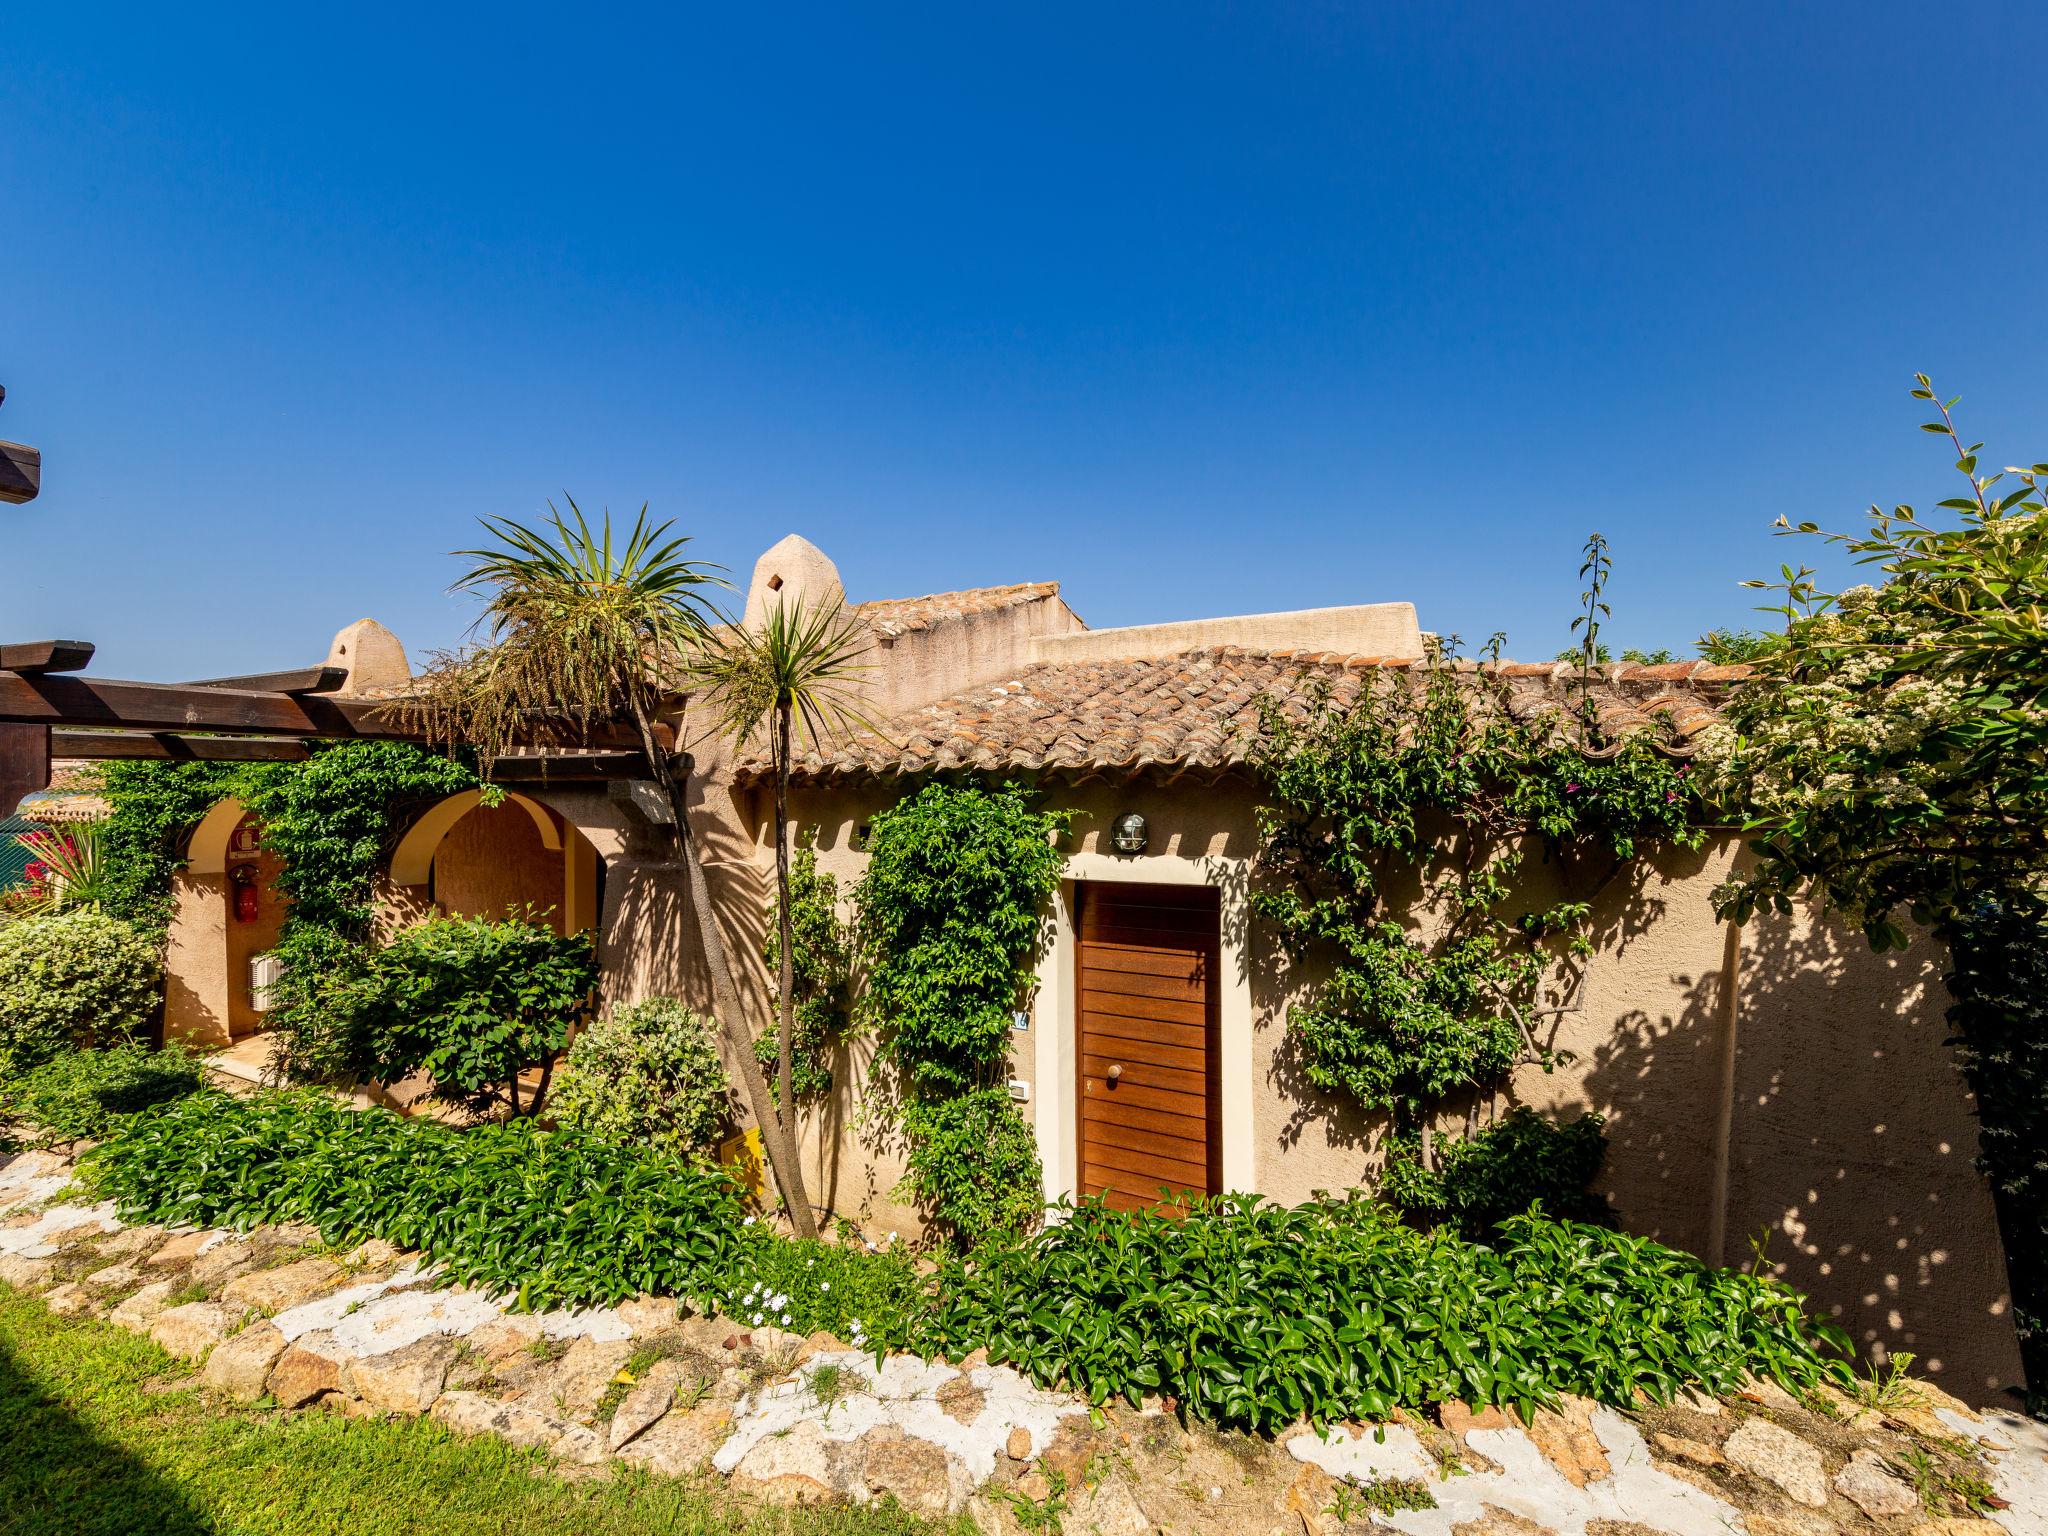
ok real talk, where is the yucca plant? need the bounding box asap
[399,498,819,1235]
[694,595,877,1114]
[11,822,111,914]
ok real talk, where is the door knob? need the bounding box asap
[1107,1063,1123,1082]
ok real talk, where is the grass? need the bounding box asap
[0,1284,965,1536]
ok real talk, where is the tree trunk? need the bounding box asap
[774,706,796,1123]
[633,708,818,1238]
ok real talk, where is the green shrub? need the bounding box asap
[0,908,163,1076]
[80,1089,748,1311]
[260,923,380,1087]
[348,915,597,1117]
[550,997,733,1157]
[914,1192,1851,1432]
[711,1230,925,1352]
[1380,1109,1609,1238]
[896,1087,1046,1248]
[0,1040,206,1147]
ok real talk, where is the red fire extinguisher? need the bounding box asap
[229,863,260,924]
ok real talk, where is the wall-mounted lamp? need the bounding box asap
[1109,811,1148,856]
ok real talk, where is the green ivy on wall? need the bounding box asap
[854,781,1070,1244]
[1248,644,1708,1208]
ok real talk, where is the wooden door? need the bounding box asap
[1075,881,1221,1212]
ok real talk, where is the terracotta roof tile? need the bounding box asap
[854,582,1066,637]
[740,647,1751,783]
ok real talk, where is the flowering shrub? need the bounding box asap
[0,908,163,1076]
[550,996,733,1157]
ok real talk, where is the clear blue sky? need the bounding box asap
[5,3,2044,679]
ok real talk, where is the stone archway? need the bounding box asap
[164,797,290,1049]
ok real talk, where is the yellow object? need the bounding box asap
[719,1127,768,1205]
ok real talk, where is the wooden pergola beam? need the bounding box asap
[1,723,50,817]
[491,751,650,782]
[0,641,95,675]
[0,440,39,505]
[186,665,349,696]
[0,671,639,749]
[51,730,313,763]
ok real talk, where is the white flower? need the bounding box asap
[819,1282,830,1293]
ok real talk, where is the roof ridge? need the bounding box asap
[855,580,1060,611]
[1055,643,1753,682]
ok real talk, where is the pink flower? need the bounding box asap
[1565,782,1580,794]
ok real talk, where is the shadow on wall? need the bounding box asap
[1723,910,2018,1401]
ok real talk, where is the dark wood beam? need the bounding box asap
[1,723,51,817]
[491,751,650,782]
[0,671,639,748]
[0,642,95,675]
[186,665,348,695]
[51,730,312,763]
[0,441,39,505]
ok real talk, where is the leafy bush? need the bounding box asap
[81,1089,748,1311]
[1380,1109,1609,1238]
[550,997,733,1157]
[915,1193,1850,1432]
[0,909,163,1077]
[855,782,1068,1241]
[0,1040,206,1147]
[348,915,596,1117]
[708,1230,925,1353]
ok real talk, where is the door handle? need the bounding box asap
[1107,1063,1123,1083]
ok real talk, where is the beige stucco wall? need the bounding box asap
[716,776,2021,1403]
[163,811,288,1049]
[431,799,570,933]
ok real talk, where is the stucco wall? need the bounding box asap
[728,776,2021,1402]
[432,798,569,932]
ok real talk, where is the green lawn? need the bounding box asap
[0,1285,964,1536]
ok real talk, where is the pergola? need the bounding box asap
[0,640,650,819]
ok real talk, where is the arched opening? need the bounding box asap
[389,790,601,938]
[164,797,290,1049]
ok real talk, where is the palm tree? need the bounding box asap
[400,498,820,1237]
[695,595,877,1120]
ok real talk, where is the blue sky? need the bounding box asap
[4,3,2044,679]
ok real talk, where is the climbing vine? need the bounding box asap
[758,838,853,1102]
[854,781,1070,1244]
[1248,618,1708,1204]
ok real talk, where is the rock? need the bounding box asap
[83,1261,142,1292]
[147,1230,213,1268]
[43,1282,93,1317]
[1673,1389,1725,1416]
[1525,1395,1611,1487]
[530,1335,635,1419]
[936,1375,985,1425]
[730,1419,854,1503]
[858,1432,955,1516]
[430,1390,606,1464]
[1907,1523,2007,1536]
[1066,1477,1149,1533]
[1284,1462,1334,1535]
[1040,1418,1107,1487]
[615,1402,726,1475]
[202,1322,288,1402]
[1440,1399,1512,1440]
[1007,1425,1034,1461]
[189,1239,258,1290]
[268,1333,349,1408]
[1649,1431,1725,1467]
[346,1336,457,1417]
[1723,1417,1828,1509]
[607,1358,687,1451]
[1834,1448,1918,1519]
[0,1252,54,1288]
[1452,1510,1561,1536]
[97,1225,165,1260]
[149,1302,231,1361]
[466,1313,546,1362]
[221,1258,344,1314]
[340,1239,403,1268]
[1739,1374,1803,1413]
[612,1294,678,1337]
[108,1280,175,1333]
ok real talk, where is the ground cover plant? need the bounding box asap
[0,1039,205,1149]
[79,1089,1852,1435]
[0,1285,960,1536]
[914,1191,1852,1434]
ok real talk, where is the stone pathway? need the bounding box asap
[5,1146,2045,1533]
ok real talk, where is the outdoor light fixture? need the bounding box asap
[1109,811,1148,855]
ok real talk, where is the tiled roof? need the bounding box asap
[750,649,1748,783]
[854,582,1067,638]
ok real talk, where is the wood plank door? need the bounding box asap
[1075,881,1221,1212]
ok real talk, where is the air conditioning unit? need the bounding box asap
[248,952,284,1013]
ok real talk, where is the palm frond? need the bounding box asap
[692,595,884,762]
